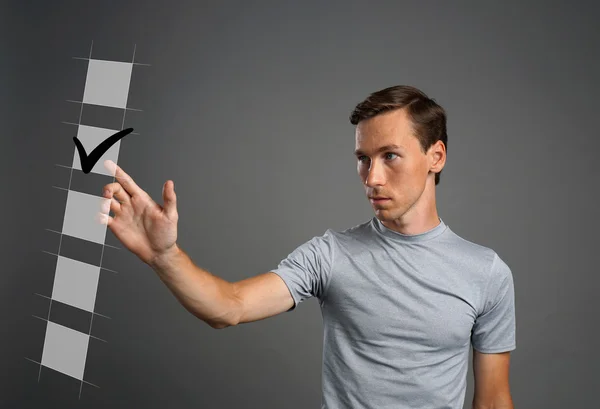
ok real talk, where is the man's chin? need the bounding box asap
[374,210,392,220]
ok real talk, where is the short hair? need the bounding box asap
[349,85,448,186]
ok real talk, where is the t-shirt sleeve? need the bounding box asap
[270,229,335,312]
[471,252,517,353]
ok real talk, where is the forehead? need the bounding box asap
[354,108,417,153]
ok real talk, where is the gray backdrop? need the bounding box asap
[3,1,598,408]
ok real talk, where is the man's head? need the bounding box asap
[350,85,447,223]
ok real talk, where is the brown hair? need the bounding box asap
[349,85,448,186]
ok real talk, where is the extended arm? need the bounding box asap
[150,245,294,329]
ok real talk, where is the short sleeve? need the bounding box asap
[471,252,516,353]
[270,229,335,312]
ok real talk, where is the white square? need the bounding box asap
[82,59,133,109]
[72,125,121,176]
[62,190,108,245]
[41,322,89,380]
[52,256,101,312]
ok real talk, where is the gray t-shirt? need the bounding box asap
[271,216,516,409]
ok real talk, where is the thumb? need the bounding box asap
[162,180,177,219]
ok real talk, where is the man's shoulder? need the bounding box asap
[443,228,506,282]
[438,224,494,254]
[319,218,374,241]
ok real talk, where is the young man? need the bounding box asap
[100,85,516,409]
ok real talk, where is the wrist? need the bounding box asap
[148,243,181,270]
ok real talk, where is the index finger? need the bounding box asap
[104,160,144,198]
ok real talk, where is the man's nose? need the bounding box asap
[365,161,385,186]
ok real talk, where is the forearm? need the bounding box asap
[148,244,239,329]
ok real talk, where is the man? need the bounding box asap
[100,85,516,409]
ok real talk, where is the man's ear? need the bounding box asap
[429,141,446,172]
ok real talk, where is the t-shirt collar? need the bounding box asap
[371,216,447,243]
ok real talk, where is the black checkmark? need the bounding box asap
[73,128,133,174]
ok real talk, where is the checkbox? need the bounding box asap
[41,321,89,380]
[62,190,108,245]
[52,255,100,312]
[72,125,121,176]
[82,59,133,109]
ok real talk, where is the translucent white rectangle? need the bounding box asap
[41,321,89,380]
[82,59,133,109]
[62,190,108,245]
[52,256,100,312]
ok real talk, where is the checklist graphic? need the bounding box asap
[27,42,148,399]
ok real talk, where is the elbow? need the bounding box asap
[207,282,242,329]
[209,320,236,329]
[207,308,240,329]
[190,311,236,329]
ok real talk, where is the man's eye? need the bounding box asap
[357,153,398,162]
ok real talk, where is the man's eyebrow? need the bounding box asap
[354,144,404,156]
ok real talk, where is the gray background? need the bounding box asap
[3,1,599,408]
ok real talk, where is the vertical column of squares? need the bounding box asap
[38,50,138,394]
